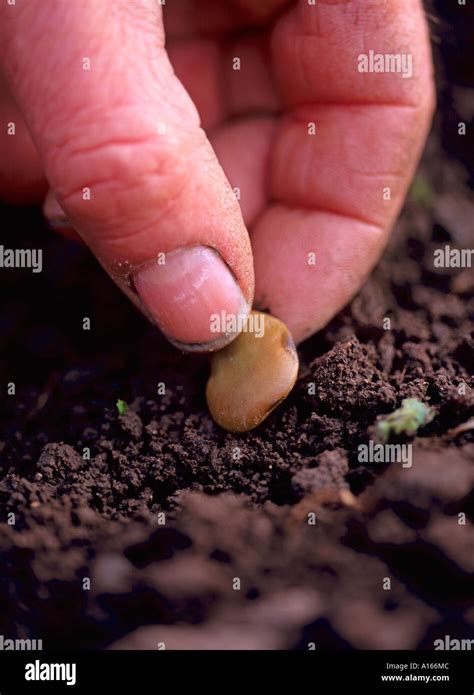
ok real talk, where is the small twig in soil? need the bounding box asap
[446,418,474,438]
[26,371,61,421]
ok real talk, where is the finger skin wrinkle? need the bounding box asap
[271,0,435,110]
[52,134,161,172]
[53,131,191,200]
[270,100,428,229]
[290,99,423,110]
[268,201,386,234]
[55,132,207,234]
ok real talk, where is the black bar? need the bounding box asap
[0,650,472,692]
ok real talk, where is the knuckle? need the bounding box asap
[48,123,194,229]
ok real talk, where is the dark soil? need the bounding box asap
[0,7,473,650]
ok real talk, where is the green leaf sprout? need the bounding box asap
[376,398,434,443]
[116,399,128,415]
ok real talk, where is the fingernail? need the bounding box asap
[47,217,73,230]
[43,190,69,226]
[43,190,80,241]
[133,246,250,351]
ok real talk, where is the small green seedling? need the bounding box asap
[116,399,128,415]
[376,398,434,443]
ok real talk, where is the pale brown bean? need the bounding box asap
[206,311,299,432]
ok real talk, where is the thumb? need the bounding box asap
[0,0,253,350]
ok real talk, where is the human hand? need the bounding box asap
[0,0,434,348]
